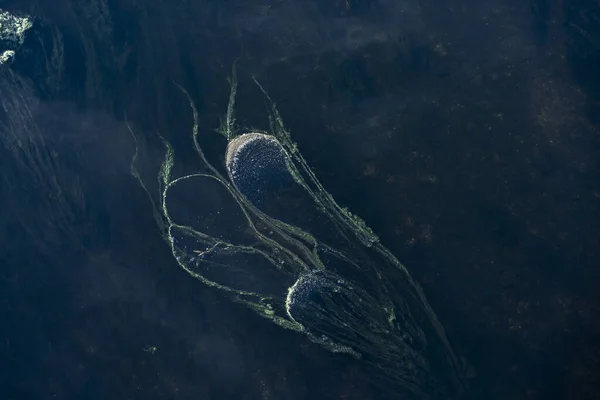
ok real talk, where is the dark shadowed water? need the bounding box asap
[1,0,599,399]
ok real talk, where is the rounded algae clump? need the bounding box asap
[131,70,470,399]
[226,132,295,207]
[286,269,387,345]
[0,9,34,65]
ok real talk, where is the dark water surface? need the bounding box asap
[1,0,599,399]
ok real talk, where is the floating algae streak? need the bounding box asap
[131,67,471,399]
